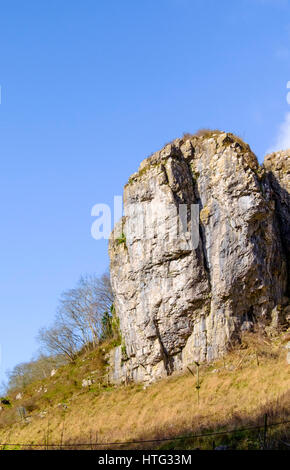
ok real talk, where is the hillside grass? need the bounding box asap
[0,332,289,450]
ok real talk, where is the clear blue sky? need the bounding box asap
[1,0,290,387]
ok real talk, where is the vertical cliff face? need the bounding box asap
[264,150,290,296]
[108,132,289,383]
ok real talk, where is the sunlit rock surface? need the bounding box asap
[108,132,289,383]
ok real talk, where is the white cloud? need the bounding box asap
[267,112,290,153]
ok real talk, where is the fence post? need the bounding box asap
[263,413,268,449]
[195,362,200,405]
[187,363,200,405]
[255,350,259,367]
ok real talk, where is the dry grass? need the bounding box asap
[182,129,251,152]
[192,128,223,139]
[180,129,223,142]
[0,333,289,450]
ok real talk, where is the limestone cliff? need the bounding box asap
[108,131,290,383]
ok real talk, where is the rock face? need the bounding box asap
[263,150,290,296]
[108,132,289,383]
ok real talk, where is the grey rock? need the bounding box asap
[109,133,289,383]
[264,151,290,294]
[82,378,94,388]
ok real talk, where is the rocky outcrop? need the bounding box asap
[263,150,290,296]
[108,131,290,383]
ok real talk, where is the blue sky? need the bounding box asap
[0,0,290,387]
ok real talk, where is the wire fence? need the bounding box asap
[0,415,289,450]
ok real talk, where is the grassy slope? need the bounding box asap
[0,333,289,450]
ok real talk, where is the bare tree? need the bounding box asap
[38,324,80,361]
[6,354,66,392]
[37,271,114,360]
[95,272,114,313]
